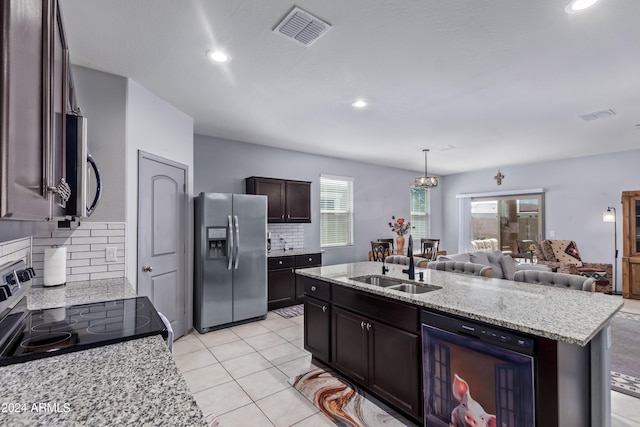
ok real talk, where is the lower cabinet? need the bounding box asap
[268,253,321,310]
[303,295,331,363]
[622,257,640,299]
[332,306,421,420]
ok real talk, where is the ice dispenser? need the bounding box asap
[206,227,228,259]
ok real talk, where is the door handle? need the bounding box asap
[227,215,233,270]
[366,322,372,331]
[322,305,327,313]
[360,321,366,329]
[233,215,240,270]
[142,266,153,272]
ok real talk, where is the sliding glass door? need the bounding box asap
[470,194,543,253]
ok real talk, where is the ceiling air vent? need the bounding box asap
[578,109,616,122]
[273,6,332,47]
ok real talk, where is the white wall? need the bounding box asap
[441,149,640,292]
[194,134,445,266]
[125,79,194,325]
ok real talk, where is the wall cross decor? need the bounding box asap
[494,169,504,185]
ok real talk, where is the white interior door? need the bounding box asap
[137,151,187,338]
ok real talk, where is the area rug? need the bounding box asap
[273,304,304,319]
[610,311,640,398]
[290,367,416,427]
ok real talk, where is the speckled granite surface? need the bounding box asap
[1,279,207,427]
[0,336,207,427]
[26,278,137,310]
[296,262,623,346]
[268,248,322,257]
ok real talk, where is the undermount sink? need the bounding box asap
[351,275,441,294]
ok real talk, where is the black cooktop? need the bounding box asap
[0,296,167,366]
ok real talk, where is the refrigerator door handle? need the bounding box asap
[233,215,240,269]
[227,215,234,270]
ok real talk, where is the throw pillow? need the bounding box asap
[441,253,471,263]
[499,254,517,280]
[485,251,505,279]
[470,251,491,267]
[550,240,583,267]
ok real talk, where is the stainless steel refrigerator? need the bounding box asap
[194,192,268,333]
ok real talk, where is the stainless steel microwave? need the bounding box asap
[65,114,102,218]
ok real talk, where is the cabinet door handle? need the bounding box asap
[322,305,327,312]
[279,261,283,265]
[366,322,372,331]
[308,257,312,262]
[311,286,317,291]
[360,321,366,329]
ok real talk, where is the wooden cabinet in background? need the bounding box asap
[622,190,640,299]
[0,0,70,220]
[245,177,311,223]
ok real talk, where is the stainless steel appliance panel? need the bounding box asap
[231,194,267,321]
[195,193,233,330]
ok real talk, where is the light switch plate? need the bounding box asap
[105,247,118,263]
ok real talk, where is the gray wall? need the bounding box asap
[441,149,640,292]
[72,65,127,222]
[194,134,444,266]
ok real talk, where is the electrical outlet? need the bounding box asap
[105,247,118,263]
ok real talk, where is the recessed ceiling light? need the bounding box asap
[207,50,230,63]
[565,0,600,13]
[351,100,368,109]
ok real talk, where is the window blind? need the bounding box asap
[320,175,354,247]
[410,187,430,240]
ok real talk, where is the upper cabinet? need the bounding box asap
[245,177,311,223]
[0,0,70,220]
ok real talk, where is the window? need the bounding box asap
[410,187,430,240]
[320,175,354,247]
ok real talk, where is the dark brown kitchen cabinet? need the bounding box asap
[303,295,331,363]
[268,256,295,310]
[0,0,69,220]
[294,253,322,302]
[245,177,311,223]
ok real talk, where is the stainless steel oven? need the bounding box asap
[422,310,536,427]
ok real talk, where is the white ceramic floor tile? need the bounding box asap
[215,403,275,427]
[231,322,272,339]
[290,316,305,325]
[275,354,318,379]
[193,380,253,418]
[181,363,234,393]
[255,388,319,427]
[221,352,274,379]
[173,335,206,356]
[197,329,241,348]
[259,342,308,366]
[265,312,283,320]
[291,412,337,427]
[209,340,256,362]
[244,331,287,351]
[274,325,304,342]
[174,348,217,373]
[259,317,298,331]
[612,391,640,422]
[236,367,291,401]
[290,338,308,352]
[611,413,640,427]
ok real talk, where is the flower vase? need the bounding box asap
[396,235,405,253]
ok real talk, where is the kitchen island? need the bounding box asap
[297,262,622,427]
[0,279,207,427]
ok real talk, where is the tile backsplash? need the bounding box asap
[0,237,31,267]
[31,222,126,285]
[268,223,304,250]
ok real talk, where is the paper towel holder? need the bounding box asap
[44,245,67,287]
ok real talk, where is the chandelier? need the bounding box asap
[414,149,438,189]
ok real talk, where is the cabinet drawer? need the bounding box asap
[295,253,322,268]
[268,256,294,270]
[332,286,419,334]
[300,276,331,300]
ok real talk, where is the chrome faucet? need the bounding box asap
[402,235,415,280]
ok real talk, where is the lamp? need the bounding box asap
[414,149,438,189]
[603,207,619,294]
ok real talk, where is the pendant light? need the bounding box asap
[414,149,438,189]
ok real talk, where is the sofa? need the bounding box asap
[533,240,612,293]
[470,238,499,252]
[437,250,550,280]
[384,255,429,269]
[513,270,595,292]
[426,261,493,277]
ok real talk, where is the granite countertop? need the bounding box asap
[268,248,323,257]
[296,262,623,346]
[1,279,207,427]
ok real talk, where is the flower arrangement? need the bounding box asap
[388,216,411,236]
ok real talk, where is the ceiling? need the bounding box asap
[58,0,640,176]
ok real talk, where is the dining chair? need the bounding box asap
[370,241,392,262]
[376,238,395,251]
[420,238,440,261]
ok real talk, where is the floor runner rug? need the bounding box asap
[290,367,416,427]
[611,311,640,399]
[273,304,304,319]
